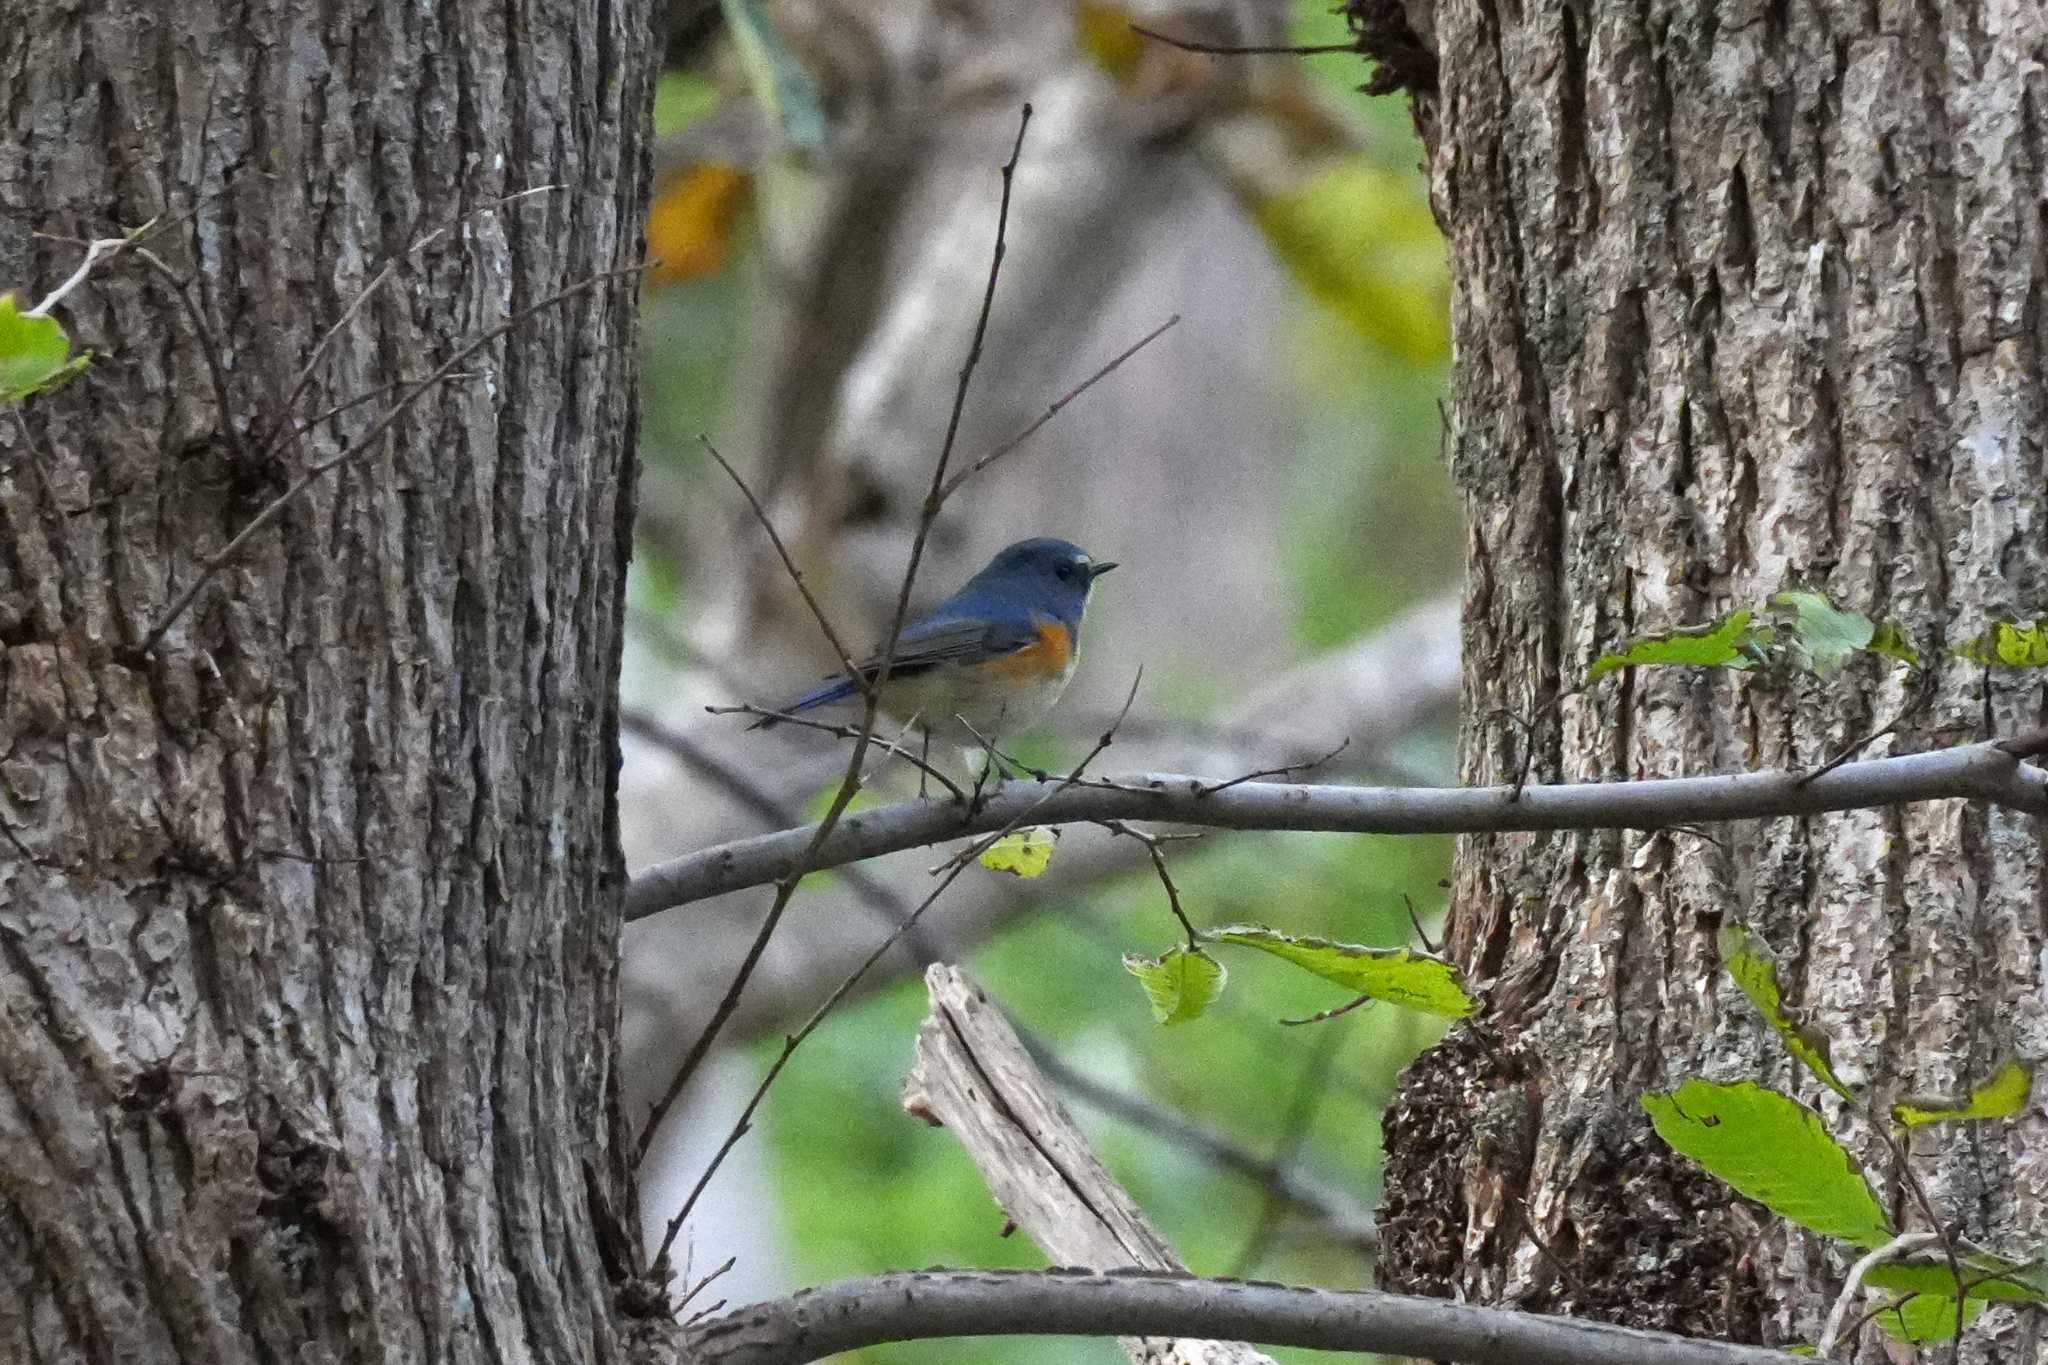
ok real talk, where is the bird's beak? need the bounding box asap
[1089,560,1118,580]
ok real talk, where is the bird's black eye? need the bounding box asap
[1054,563,1074,582]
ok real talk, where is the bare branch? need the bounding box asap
[1278,993,1376,1027]
[684,1266,1798,1365]
[131,246,253,469]
[26,230,140,316]
[705,702,965,799]
[698,435,866,695]
[907,963,1275,1364]
[935,313,1181,502]
[1198,736,1351,797]
[625,730,2048,920]
[1096,818,1201,948]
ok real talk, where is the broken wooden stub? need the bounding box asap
[903,962,1276,1365]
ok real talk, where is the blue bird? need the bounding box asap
[756,537,1116,762]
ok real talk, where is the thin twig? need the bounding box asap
[273,373,477,447]
[1128,22,1361,56]
[1880,1125,1971,1361]
[250,184,563,459]
[865,102,1033,713]
[131,246,252,469]
[1199,736,1351,796]
[706,703,967,800]
[1280,994,1377,1027]
[1816,1230,1940,1357]
[623,709,947,949]
[1095,816,1199,948]
[1798,668,1937,787]
[935,313,1180,502]
[137,262,650,653]
[1402,892,1441,955]
[652,668,1137,1273]
[1482,686,1567,800]
[698,435,865,691]
[678,1256,738,1314]
[26,231,142,316]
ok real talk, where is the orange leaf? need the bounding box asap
[646,163,751,285]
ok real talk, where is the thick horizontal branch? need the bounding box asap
[684,1267,1795,1365]
[625,730,2048,920]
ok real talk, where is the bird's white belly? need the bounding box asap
[884,653,1078,748]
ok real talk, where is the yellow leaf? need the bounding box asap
[1251,161,1451,365]
[1075,0,1146,83]
[979,826,1059,878]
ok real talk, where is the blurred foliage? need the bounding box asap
[634,1,1460,1359]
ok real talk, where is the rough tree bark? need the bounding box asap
[1,4,660,1362]
[1369,0,2048,1357]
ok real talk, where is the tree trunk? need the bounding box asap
[1374,0,2048,1355]
[0,4,659,1362]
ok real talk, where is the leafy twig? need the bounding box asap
[1095,815,1200,948]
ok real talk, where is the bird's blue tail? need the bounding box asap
[749,676,859,730]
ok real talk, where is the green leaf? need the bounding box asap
[1718,923,1858,1102]
[1874,1292,1985,1343]
[1122,946,1226,1025]
[1587,609,1766,680]
[1864,1255,2048,1304]
[979,826,1059,878]
[1207,925,1476,1018]
[653,71,723,136]
[1955,620,2048,668]
[0,292,89,402]
[1642,1078,1892,1247]
[1770,590,1878,675]
[1893,1059,2032,1127]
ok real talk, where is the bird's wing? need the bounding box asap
[855,613,1036,676]
[762,614,1041,723]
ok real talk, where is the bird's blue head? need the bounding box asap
[955,537,1116,632]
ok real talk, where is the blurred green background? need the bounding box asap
[628,2,1461,1360]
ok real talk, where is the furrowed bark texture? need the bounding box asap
[0,4,657,1362]
[1378,0,2048,1356]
